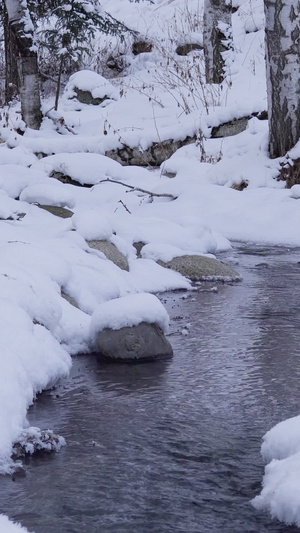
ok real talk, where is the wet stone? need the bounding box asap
[95,321,173,361]
[158,254,242,281]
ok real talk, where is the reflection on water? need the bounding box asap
[1,245,300,532]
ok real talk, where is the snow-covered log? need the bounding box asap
[203,0,232,83]
[265,0,300,158]
[4,0,42,129]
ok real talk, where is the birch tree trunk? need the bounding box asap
[4,0,42,129]
[203,0,232,84]
[265,0,300,159]
[4,4,19,103]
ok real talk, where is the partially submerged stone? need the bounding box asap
[12,428,66,459]
[158,255,241,281]
[90,293,171,361]
[96,321,173,361]
[87,240,129,271]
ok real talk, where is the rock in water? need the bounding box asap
[96,322,173,361]
[12,428,66,459]
[158,255,241,281]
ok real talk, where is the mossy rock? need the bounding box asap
[158,255,241,282]
[87,240,129,271]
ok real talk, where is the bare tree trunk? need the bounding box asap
[54,55,64,111]
[3,4,19,103]
[203,0,232,84]
[4,0,42,129]
[265,0,300,158]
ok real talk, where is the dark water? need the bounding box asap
[2,245,300,532]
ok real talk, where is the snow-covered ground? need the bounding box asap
[1,0,300,529]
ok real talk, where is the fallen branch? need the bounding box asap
[98,178,177,200]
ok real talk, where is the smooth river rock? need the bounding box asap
[158,255,241,281]
[87,240,129,271]
[96,321,173,361]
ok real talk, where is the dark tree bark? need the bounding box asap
[265,0,300,158]
[4,0,42,129]
[203,0,232,84]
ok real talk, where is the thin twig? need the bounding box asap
[118,199,132,214]
[98,178,177,200]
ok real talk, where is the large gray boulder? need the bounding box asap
[87,240,129,271]
[96,321,173,361]
[158,254,241,281]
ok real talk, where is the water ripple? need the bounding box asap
[1,247,300,532]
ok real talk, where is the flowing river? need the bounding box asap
[1,245,300,532]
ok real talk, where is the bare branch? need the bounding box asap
[98,178,178,200]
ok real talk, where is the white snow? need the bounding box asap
[90,293,170,342]
[0,516,29,532]
[252,415,300,526]
[0,0,299,530]
[64,69,119,102]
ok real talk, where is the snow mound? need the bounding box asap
[252,414,300,526]
[290,185,300,200]
[64,70,119,102]
[32,152,124,185]
[90,293,170,341]
[252,452,300,527]
[261,415,300,462]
